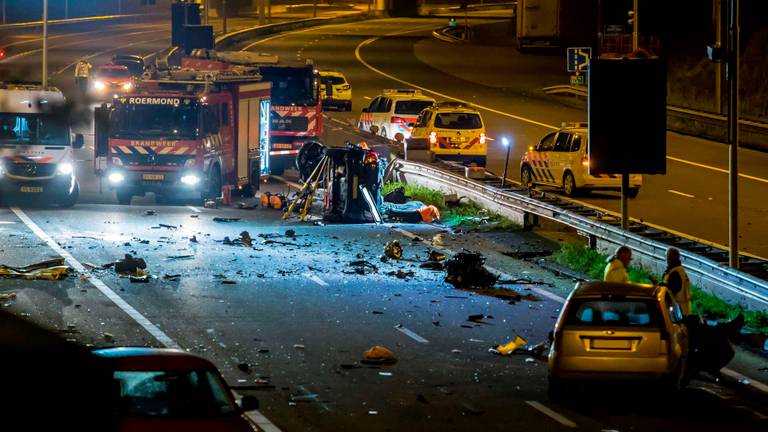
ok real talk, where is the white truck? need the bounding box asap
[0,83,84,207]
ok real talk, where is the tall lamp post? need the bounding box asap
[501,137,511,188]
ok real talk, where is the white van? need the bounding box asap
[0,83,83,207]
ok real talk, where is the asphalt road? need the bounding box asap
[1,15,768,432]
[236,17,768,259]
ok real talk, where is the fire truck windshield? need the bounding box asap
[259,66,317,106]
[110,103,198,139]
[0,113,69,145]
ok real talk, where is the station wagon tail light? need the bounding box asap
[341,84,350,90]
[479,132,486,145]
[429,131,437,144]
[581,155,589,167]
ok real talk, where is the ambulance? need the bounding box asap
[520,122,642,197]
[0,82,83,207]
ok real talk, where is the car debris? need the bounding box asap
[114,254,147,275]
[0,258,71,281]
[285,229,296,238]
[293,344,306,350]
[444,251,498,289]
[167,254,194,260]
[362,345,397,364]
[387,269,414,279]
[189,235,198,243]
[129,274,149,283]
[467,314,487,323]
[428,250,446,261]
[158,223,177,229]
[163,274,181,281]
[420,261,445,271]
[0,292,17,300]
[204,199,217,209]
[190,214,200,218]
[489,336,528,356]
[221,279,237,285]
[432,233,445,246]
[346,260,378,275]
[144,210,156,216]
[213,217,241,223]
[383,239,403,260]
[240,231,253,247]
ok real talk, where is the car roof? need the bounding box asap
[92,347,217,370]
[559,122,587,134]
[428,102,481,114]
[572,281,660,300]
[379,89,434,101]
[319,70,345,77]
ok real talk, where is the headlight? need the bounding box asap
[56,162,74,175]
[122,82,133,91]
[93,80,105,90]
[180,174,201,185]
[0,160,5,176]
[108,172,124,184]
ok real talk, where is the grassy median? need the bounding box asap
[381,182,519,231]
[552,242,768,334]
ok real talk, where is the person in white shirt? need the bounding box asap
[603,245,632,283]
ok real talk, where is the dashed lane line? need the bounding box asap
[10,206,283,432]
[186,205,202,213]
[395,325,429,344]
[525,400,578,428]
[305,273,329,286]
[667,155,768,185]
[668,189,695,198]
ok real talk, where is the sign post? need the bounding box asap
[567,47,591,87]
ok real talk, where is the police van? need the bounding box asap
[520,122,642,197]
[0,83,83,207]
[358,89,435,141]
[409,101,487,167]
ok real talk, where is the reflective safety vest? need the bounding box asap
[664,265,691,315]
[603,258,629,283]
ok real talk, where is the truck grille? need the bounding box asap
[7,163,57,177]
[271,113,309,132]
[116,154,194,167]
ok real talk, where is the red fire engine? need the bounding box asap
[94,69,271,205]
[182,51,323,175]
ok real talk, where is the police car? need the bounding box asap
[520,122,642,197]
[318,70,352,111]
[358,89,435,141]
[409,102,487,166]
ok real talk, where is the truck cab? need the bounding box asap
[0,83,83,207]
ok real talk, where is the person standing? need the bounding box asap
[603,245,632,283]
[74,59,92,94]
[660,247,692,315]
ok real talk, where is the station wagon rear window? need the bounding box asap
[434,113,482,129]
[565,299,659,327]
[394,100,433,115]
[321,76,346,85]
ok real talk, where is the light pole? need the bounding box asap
[501,137,511,188]
[42,0,48,88]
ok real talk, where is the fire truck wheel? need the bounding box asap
[58,182,79,208]
[206,165,222,199]
[116,187,133,205]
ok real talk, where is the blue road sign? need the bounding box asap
[567,47,592,73]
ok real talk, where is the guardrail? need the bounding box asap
[0,14,152,30]
[390,158,768,311]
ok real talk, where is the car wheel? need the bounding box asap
[207,165,222,199]
[116,187,133,205]
[346,102,352,112]
[58,181,79,208]
[563,171,578,197]
[521,165,534,188]
[626,187,640,199]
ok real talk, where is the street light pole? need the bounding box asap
[501,137,511,188]
[727,0,740,269]
[222,0,227,34]
[42,0,48,88]
[632,0,639,51]
[64,0,68,19]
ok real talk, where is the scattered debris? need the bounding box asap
[103,333,114,342]
[362,345,397,364]
[144,210,156,216]
[285,229,296,238]
[387,269,414,279]
[238,363,252,373]
[489,335,528,356]
[84,262,112,270]
[346,260,378,275]
[451,349,462,354]
[417,394,429,404]
[444,251,498,289]
[190,214,200,218]
[428,250,446,262]
[129,274,149,283]
[368,410,378,415]
[204,200,217,209]
[221,279,237,285]
[467,314,487,323]
[432,233,445,246]
[240,231,253,247]
[498,277,550,286]
[0,292,17,300]
[189,235,198,243]
[167,254,194,260]
[383,239,403,260]
[213,217,241,223]
[163,274,181,281]
[263,239,303,247]
[0,258,71,281]
[237,201,257,209]
[372,310,385,315]
[420,261,445,271]
[114,254,147,274]
[432,321,440,326]
[525,357,537,363]
[293,344,306,350]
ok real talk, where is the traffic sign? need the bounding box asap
[567,47,592,73]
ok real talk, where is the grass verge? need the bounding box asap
[382,182,519,231]
[552,242,768,334]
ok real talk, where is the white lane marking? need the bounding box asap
[305,273,329,286]
[668,189,695,198]
[12,206,284,428]
[698,386,732,400]
[10,207,180,349]
[668,155,768,185]
[395,325,429,344]
[732,405,768,419]
[525,400,578,428]
[722,367,768,394]
[0,221,16,224]
[186,205,202,213]
[244,409,283,432]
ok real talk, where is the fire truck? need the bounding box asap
[94,69,271,205]
[182,50,323,175]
